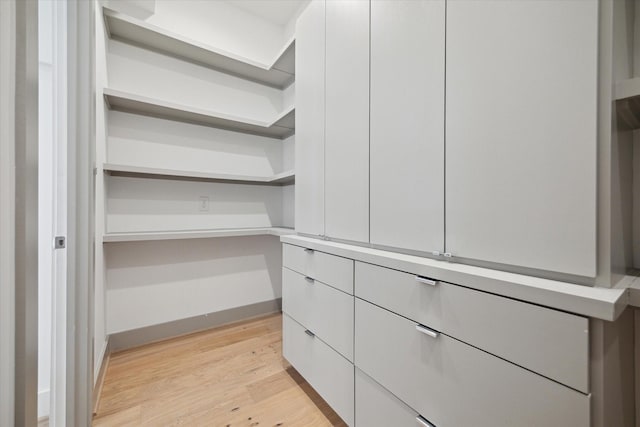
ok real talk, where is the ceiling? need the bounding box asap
[227,0,309,26]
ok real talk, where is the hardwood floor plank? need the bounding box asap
[93,313,345,426]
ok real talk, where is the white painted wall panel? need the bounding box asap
[105,236,282,333]
[446,0,598,276]
[324,0,369,243]
[106,176,284,233]
[294,0,325,236]
[107,110,284,177]
[370,0,445,253]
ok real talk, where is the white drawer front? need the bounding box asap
[354,299,590,427]
[356,368,422,427]
[283,244,354,294]
[283,314,354,426]
[355,262,589,392]
[282,267,354,361]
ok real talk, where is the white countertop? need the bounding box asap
[281,235,631,321]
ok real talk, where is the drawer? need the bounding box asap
[355,262,589,392]
[354,299,590,427]
[282,267,354,361]
[283,314,354,426]
[356,368,427,427]
[283,244,354,294]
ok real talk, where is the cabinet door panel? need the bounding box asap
[295,0,325,236]
[370,0,445,253]
[325,0,370,243]
[446,0,598,276]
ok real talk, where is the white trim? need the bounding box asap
[65,0,95,424]
[37,390,50,420]
[49,0,68,425]
[0,1,17,425]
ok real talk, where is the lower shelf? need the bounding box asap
[103,227,295,243]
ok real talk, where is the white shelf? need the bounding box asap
[103,7,295,89]
[103,163,294,185]
[103,88,295,139]
[103,227,295,243]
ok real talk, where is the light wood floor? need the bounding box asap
[93,313,346,427]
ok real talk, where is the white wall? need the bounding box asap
[37,0,53,418]
[105,235,283,333]
[106,39,289,120]
[107,111,286,176]
[143,1,287,66]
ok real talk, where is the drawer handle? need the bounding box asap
[415,276,438,286]
[304,276,315,283]
[304,248,314,253]
[304,329,315,338]
[416,415,435,427]
[416,324,439,339]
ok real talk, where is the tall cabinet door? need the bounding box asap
[325,0,370,243]
[295,0,325,236]
[370,0,445,253]
[446,0,598,276]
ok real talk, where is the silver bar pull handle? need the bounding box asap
[304,248,314,253]
[416,415,435,427]
[415,275,438,286]
[416,324,440,339]
[304,276,315,283]
[304,329,315,337]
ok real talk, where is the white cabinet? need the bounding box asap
[283,314,354,426]
[445,0,599,276]
[294,0,325,236]
[324,0,370,243]
[355,369,419,427]
[370,0,445,253]
[355,298,590,427]
[282,267,354,361]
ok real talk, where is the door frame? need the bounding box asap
[65,0,96,425]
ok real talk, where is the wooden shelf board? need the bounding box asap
[103,227,295,243]
[103,7,295,89]
[103,88,295,139]
[103,163,294,185]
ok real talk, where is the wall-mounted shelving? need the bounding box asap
[103,163,295,185]
[103,226,294,243]
[97,3,298,341]
[103,7,295,89]
[103,88,295,139]
[615,77,640,130]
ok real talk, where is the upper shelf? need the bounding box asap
[104,163,295,185]
[103,7,295,89]
[103,88,295,139]
[103,227,295,243]
[615,77,640,130]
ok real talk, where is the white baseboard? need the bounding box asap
[94,338,109,383]
[38,389,50,419]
